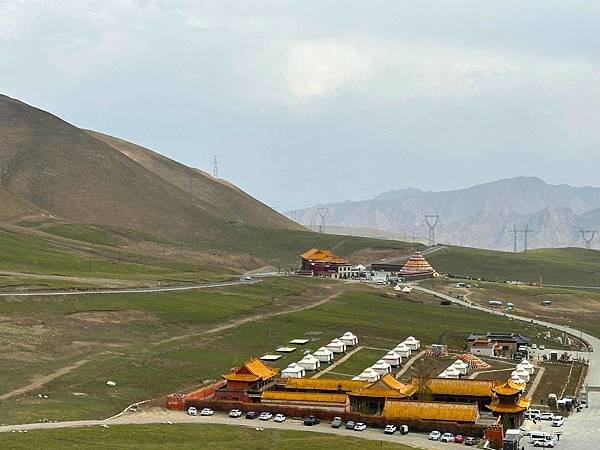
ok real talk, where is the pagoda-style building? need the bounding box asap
[398,251,437,280]
[214,358,279,403]
[300,248,351,278]
[487,380,531,427]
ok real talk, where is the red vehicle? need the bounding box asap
[454,435,465,444]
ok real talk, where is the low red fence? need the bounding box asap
[166,380,227,410]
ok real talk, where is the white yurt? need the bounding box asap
[326,339,347,354]
[357,368,380,382]
[281,363,305,378]
[382,350,401,367]
[313,347,334,363]
[371,360,392,376]
[297,354,321,371]
[443,366,461,379]
[513,368,530,382]
[510,374,526,386]
[518,359,535,375]
[451,359,469,375]
[394,343,411,358]
[403,336,421,350]
[339,331,359,346]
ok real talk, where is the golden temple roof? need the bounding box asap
[383,400,479,422]
[411,377,497,397]
[492,380,526,396]
[262,391,348,404]
[350,374,415,398]
[301,248,348,264]
[487,397,531,414]
[223,358,278,382]
[283,378,368,392]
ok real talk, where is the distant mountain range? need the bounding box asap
[295,177,600,251]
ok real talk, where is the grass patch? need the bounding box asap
[0,424,416,449]
[41,223,117,246]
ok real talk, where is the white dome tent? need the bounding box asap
[297,354,320,371]
[356,368,380,382]
[281,363,305,379]
[403,336,420,350]
[370,360,392,376]
[326,339,347,354]
[451,359,469,375]
[394,343,411,358]
[382,350,401,367]
[313,347,334,363]
[339,331,359,347]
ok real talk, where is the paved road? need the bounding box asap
[0,278,258,297]
[0,412,448,449]
[414,284,600,450]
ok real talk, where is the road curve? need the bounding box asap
[0,279,259,297]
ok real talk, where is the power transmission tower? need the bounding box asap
[508,224,518,253]
[424,215,440,247]
[317,207,329,233]
[580,229,598,250]
[519,224,534,253]
[309,218,316,232]
[211,155,220,178]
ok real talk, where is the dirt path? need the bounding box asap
[0,359,90,401]
[312,346,363,379]
[394,349,427,379]
[158,287,343,346]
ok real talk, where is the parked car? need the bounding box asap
[551,415,564,427]
[187,406,198,416]
[384,424,397,434]
[533,439,557,448]
[440,432,455,442]
[303,416,320,426]
[200,408,214,416]
[228,409,242,418]
[428,430,441,440]
[345,420,356,430]
[331,417,342,428]
[540,412,555,421]
[274,414,286,423]
[454,434,465,443]
[353,422,367,431]
[259,412,273,421]
[526,409,542,420]
[399,424,409,435]
[464,437,479,446]
[245,411,257,420]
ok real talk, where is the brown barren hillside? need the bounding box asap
[0,94,301,241]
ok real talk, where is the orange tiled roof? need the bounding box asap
[350,374,415,398]
[383,400,479,422]
[283,378,368,392]
[411,377,497,397]
[399,251,435,274]
[487,397,531,414]
[262,391,348,404]
[223,358,278,382]
[493,380,525,396]
[301,248,348,264]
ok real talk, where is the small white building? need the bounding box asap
[281,363,305,378]
[370,359,392,376]
[326,339,347,354]
[356,368,380,382]
[512,368,530,383]
[438,370,449,378]
[382,350,401,367]
[297,354,321,371]
[339,331,359,346]
[394,343,411,358]
[443,366,461,379]
[313,347,334,363]
[451,359,469,375]
[403,336,420,350]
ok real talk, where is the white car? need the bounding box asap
[440,432,455,442]
[551,416,564,427]
[187,406,198,416]
[526,409,542,420]
[259,412,273,421]
[429,430,442,440]
[533,439,557,448]
[274,414,286,423]
[229,409,242,418]
[353,422,367,431]
[384,424,397,434]
[540,412,555,421]
[200,408,214,416]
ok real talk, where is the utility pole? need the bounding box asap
[519,224,534,253]
[424,215,440,247]
[211,155,220,179]
[580,230,598,250]
[508,224,518,253]
[317,207,329,233]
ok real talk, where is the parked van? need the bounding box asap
[529,431,552,443]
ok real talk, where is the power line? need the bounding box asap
[424,215,440,247]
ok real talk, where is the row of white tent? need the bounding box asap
[510,359,535,385]
[351,337,421,382]
[281,332,359,378]
[438,359,469,379]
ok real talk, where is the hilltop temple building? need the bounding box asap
[299,248,351,278]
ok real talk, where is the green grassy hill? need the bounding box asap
[428,245,600,286]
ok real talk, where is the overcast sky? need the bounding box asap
[2,1,600,210]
